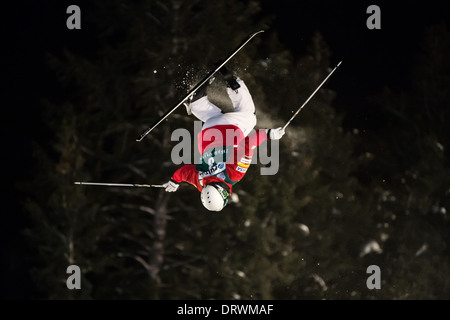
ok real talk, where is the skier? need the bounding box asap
[162,66,285,211]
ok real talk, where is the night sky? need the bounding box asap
[2,0,448,300]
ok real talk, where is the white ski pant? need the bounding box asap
[190,78,257,137]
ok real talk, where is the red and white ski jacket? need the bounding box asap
[171,126,268,193]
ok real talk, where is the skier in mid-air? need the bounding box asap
[162,66,285,211]
[74,32,341,203]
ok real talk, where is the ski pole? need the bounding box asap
[283,60,342,131]
[74,182,165,188]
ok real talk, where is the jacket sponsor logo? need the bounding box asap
[237,155,251,173]
[239,156,252,164]
[237,155,252,170]
[199,162,226,178]
[217,172,226,180]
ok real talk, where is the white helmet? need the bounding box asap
[200,182,230,212]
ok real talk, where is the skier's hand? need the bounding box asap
[267,127,285,140]
[163,180,179,192]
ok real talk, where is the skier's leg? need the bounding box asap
[190,97,223,123]
[187,77,222,122]
[227,78,256,115]
[225,78,257,136]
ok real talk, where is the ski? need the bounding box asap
[136,30,265,142]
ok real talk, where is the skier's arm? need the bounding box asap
[164,165,202,192]
[237,128,284,158]
[234,129,268,160]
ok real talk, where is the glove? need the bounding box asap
[163,179,179,192]
[267,127,285,140]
